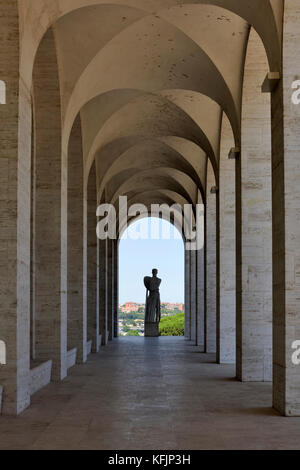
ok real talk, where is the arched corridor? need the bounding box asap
[1,0,300,450]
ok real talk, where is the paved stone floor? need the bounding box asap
[1,337,300,450]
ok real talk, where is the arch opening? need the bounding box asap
[118,217,185,338]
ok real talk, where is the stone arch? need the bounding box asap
[118,213,186,337]
[108,167,198,207]
[97,137,205,202]
[61,13,239,148]
[119,211,187,241]
[17,1,282,177]
[118,199,192,244]
[83,91,220,187]
[19,1,281,92]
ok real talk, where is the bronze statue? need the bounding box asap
[144,269,161,324]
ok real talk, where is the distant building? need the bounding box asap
[161,303,185,311]
[120,302,141,313]
[120,302,184,314]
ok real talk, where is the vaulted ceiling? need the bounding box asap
[20,0,283,213]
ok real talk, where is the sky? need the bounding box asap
[119,218,184,304]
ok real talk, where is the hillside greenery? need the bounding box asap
[159,313,185,337]
[126,330,140,337]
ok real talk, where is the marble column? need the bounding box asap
[236,28,272,382]
[33,29,67,380]
[205,161,217,354]
[217,114,236,364]
[185,249,191,339]
[99,238,108,345]
[272,0,300,415]
[107,239,114,341]
[0,0,31,414]
[190,250,197,343]
[67,116,87,364]
[114,242,119,338]
[87,164,100,353]
[196,208,205,348]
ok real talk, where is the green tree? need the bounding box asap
[159,313,185,336]
[126,330,140,337]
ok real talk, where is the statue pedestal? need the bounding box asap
[144,322,160,337]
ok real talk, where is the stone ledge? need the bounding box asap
[86,340,92,356]
[30,360,52,396]
[67,348,77,370]
[97,335,102,352]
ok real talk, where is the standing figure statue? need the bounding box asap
[144,269,161,336]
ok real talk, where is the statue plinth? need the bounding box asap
[144,322,160,337]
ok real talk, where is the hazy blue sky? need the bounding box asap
[119,218,184,304]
